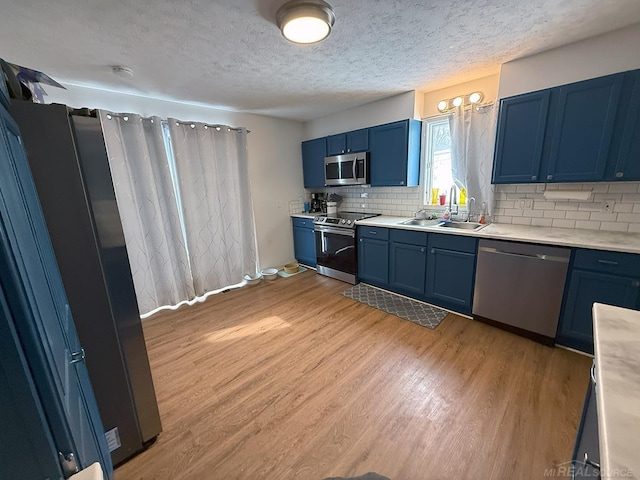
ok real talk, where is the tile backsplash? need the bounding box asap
[493,182,640,233]
[298,182,640,233]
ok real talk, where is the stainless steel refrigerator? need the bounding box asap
[10,101,162,466]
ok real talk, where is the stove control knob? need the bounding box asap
[341,219,347,224]
[347,220,352,225]
[314,216,319,222]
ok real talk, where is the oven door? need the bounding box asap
[314,225,357,283]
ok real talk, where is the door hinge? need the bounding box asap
[69,348,86,364]
[58,452,79,478]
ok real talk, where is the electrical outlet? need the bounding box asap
[602,200,615,213]
[518,199,526,209]
[524,199,533,209]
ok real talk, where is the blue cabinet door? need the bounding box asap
[546,74,623,182]
[369,120,421,186]
[347,128,368,153]
[357,237,389,287]
[302,137,327,188]
[292,220,316,267]
[0,106,113,477]
[389,241,427,296]
[492,90,550,183]
[557,270,640,354]
[426,245,477,315]
[326,133,346,156]
[612,71,640,181]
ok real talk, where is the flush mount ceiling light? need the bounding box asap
[276,0,336,44]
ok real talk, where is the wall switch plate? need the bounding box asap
[602,200,615,213]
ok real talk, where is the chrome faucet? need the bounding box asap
[467,197,476,222]
[448,185,459,217]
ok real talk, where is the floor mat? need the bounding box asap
[343,283,448,329]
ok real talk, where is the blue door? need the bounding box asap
[0,106,112,477]
[357,237,389,287]
[492,90,550,183]
[302,137,327,188]
[546,74,623,182]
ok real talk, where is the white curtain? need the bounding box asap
[168,120,257,296]
[99,112,195,315]
[449,104,498,218]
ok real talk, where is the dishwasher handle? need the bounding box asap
[478,246,569,263]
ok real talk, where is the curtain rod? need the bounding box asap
[102,112,250,133]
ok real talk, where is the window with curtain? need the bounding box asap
[100,112,258,316]
[422,117,457,206]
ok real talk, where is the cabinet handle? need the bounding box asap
[369,231,377,235]
[347,148,351,153]
[547,174,553,180]
[431,249,435,254]
[616,172,624,178]
[420,248,425,253]
[590,360,596,385]
[583,452,600,470]
[400,181,405,185]
[632,280,640,287]
[597,259,618,266]
[531,175,537,181]
[359,238,363,242]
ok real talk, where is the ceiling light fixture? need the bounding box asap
[437,92,485,112]
[112,65,134,78]
[276,0,336,44]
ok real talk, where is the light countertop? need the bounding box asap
[592,303,640,480]
[355,215,640,255]
[291,213,320,219]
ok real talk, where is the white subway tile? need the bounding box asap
[594,193,622,202]
[589,212,618,222]
[622,193,640,203]
[531,218,553,227]
[512,217,532,225]
[504,208,524,217]
[565,211,591,220]
[608,183,640,193]
[533,201,557,210]
[587,184,610,193]
[628,224,640,233]
[552,219,576,228]
[501,185,517,193]
[600,222,629,232]
[497,200,515,209]
[578,203,603,212]
[516,185,538,193]
[614,203,634,213]
[525,209,545,218]
[555,202,579,211]
[543,210,566,219]
[544,184,560,190]
[616,213,640,224]
[634,204,640,214]
[575,220,601,230]
[507,193,526,200]
[497,216,513,224]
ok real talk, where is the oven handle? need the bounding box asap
[314,226,355,237]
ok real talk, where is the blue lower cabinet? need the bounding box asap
[357,236,389,288]
[557,269,640,354]
[292,217,316,267]
[389,229,428,297]
[425,235,478,315]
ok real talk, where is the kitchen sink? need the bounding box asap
[437,221,486,231]
[399,219,444,227]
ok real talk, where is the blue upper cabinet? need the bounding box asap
[369,119,421,187]
[0,60,11,109]
[327,128,369,156]
[492,91,550,184]
[301,137,327,188]
[492,70,635,184]
[610,70,640,181]
[546,74,623,182]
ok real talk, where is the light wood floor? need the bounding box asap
[116,270,591,480]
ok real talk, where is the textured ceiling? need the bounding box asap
[1,1,640,121]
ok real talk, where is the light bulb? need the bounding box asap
[437,100,448,112]
[452,97,463,107]
[469,92,483,104]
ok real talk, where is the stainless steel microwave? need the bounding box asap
[324,152,370,186]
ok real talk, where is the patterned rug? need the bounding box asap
[343,283,448,329]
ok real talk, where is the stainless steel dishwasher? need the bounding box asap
[473,239,571,343]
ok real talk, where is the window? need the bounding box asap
[422,117,460,206]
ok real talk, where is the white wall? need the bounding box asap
[46,84,305,270]
[423,74,500,118]
[303,91,419,140]
[499,23,640,98]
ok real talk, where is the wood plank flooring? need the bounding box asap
[115,270,591,480]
